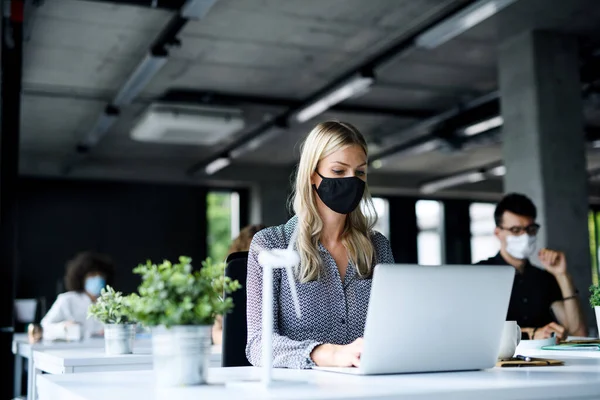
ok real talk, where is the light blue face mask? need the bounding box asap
[84,276,106,297]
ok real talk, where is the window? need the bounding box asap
[416,200,443,265]
[370,197,390,238]
[206,191,240,262]
[470,202,499,263]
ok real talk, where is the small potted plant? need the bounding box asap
[590,284,600,337]
[87,285,137,355]
[127,256,240,387]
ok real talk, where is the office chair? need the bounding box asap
[222,251,252,367]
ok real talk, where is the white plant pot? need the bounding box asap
[104,324,136,355]
[595,306,600,338]
[152,325,211,387]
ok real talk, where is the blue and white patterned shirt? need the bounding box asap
[245,215,395,369]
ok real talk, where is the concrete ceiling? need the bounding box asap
[16,0,600,197]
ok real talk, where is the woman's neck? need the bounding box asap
[317,202,346,245]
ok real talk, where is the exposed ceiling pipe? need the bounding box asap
[81,0,186,11]
[62,0,218,174]
[371,44,600,165]
[186,0,481,176]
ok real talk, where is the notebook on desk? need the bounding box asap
[314,263,514,375]
[542,343,600,351]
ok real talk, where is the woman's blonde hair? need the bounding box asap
[290,121,377,283]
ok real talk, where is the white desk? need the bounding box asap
[37,358,600,400]
[33,345,222,373]
[12,333,154,400]
[30,345,221,400]
[12,333,106,399]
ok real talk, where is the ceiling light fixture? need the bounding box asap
[229,123,287,159]
[463,116,504,136]
[294,73,374,123]
[420,171,486,194]
[205,157,231,175]
[415,0,520,49]
[488,165,506,177]
[371,160,383,169]
[113,54,168,106]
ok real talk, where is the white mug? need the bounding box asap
[497,320,521,359]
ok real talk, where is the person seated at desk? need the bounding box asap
[245,120,394,369]
[476,193,587,340]
[212,223,266,345]
[41,251,115,340]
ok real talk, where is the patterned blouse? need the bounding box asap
[245,215,395,369]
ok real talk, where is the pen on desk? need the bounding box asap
[515,354,532,362]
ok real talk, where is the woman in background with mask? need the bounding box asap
[41,251,115,340]
[245,121,394,369]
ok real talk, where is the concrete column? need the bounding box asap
[498,31,593,329]
[250,180,292,228]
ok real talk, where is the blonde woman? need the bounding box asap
[246,121,394,369]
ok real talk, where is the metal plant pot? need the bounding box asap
[104,323,136,355]
[152,325,211,387]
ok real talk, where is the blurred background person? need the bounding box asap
[41,251,115,340]
[212,223,265,345]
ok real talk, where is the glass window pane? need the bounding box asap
[416,200,443,265]
[370,197,390,239]
[207,191,240,262]
[469,202,499,263]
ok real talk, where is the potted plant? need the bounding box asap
[127,256,240,387]
[87,285,137,355]
[590,284,600,337]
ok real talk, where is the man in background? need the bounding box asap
[477,193,587,340]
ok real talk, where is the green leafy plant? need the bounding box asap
[590,284,600,307]
[88,285,135,324]
[126,256,241,328]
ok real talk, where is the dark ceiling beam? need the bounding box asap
[160,89,435,119]
[185,0,480,176]
[80,0,186,11]
[62,0,218,174]
[371,44,600,164]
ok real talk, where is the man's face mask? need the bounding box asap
[313,171,365,215]
[505,234,537,260]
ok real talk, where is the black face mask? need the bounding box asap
[313,171,365,215]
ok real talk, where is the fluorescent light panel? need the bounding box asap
[463,116,503,136]
[488,165,506,177]
[205,157,231,175]
[113,54,168,106]
[295,74,374,123]
[421,171,485,194]
[81,114,119,147]
[415,0,519,49]
[230,126,285,159]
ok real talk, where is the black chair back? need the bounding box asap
[222,251,251,367]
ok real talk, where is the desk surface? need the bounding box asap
[37,358,600,400]
[33,345,221,367]
[12,333,153,356]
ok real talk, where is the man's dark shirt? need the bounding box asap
[477,253,562,329]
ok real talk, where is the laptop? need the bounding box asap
[314,263,514,375]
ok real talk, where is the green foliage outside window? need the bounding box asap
[207,192,232,263]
